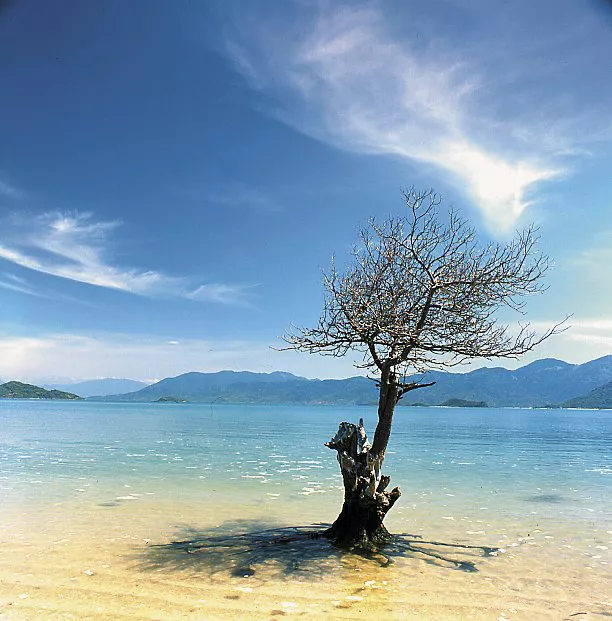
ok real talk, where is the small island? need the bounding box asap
[439,398,489,408]
[154,396,188,403]
[406,398,489,408]
[0,381,82,400]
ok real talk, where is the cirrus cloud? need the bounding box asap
[220,3,604,234]
[0,211,252,305]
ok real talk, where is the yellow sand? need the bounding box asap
[1,497,611,620]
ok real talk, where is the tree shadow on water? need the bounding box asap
[137,519,498,580]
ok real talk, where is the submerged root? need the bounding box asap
[322,518,394,552]
[140,522,497,577]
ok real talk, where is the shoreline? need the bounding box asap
[1,493,611,620]
[1,401,611,619]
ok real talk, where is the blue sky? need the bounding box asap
[1,0,612,382]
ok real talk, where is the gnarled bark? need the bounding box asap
[323,417,401,549]
[323,370,434,550]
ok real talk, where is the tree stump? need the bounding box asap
[323,419,401,550]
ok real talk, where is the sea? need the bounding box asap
[1,400,611,620]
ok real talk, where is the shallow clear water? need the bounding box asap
[1,400,611,620]
[2,401,611,520]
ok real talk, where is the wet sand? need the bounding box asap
[2,402,611,619]
[1,495,611,620]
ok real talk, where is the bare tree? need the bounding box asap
[284,188,563,549]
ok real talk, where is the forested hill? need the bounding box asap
[89,356,612,408]
[401,356,612,407]
[91,371,377,405]
[563,379,612,409]
[0,381,81,400]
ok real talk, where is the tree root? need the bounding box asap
[140,521,497,577]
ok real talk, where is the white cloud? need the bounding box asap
[0,332,363,382]
[225,5,574,234]
[0,212,180,294]
[0,211,250,304]
[473,316,612,370]
[0,274,47,298]
[571,318,612,332]
[561,317,612,354]
[0,322,609,384]
[188,283,255,306]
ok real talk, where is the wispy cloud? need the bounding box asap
[572,231,612,274]
[562,317,612,351]
[207,185,282,213]
[0,211,251,304]
[222,4,598,234]
[188,283,256,306]
[0,273,46,298]
[176,182,283,214]
[0,272,102,305]
[449,314,612,370]
[566,230,612,311]
[0,331,361,382]
[0,212,181,294]
[0,322,608,384]
[0,175,24,200]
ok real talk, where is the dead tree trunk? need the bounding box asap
[323,370,433,549]
[323,417,401,549]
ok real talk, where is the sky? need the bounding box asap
[1,0,612,383]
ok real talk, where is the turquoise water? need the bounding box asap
[1,400,611,527]
[1,400,612,620]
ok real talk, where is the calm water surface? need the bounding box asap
[1,401,611,620]
[1,401,611,523]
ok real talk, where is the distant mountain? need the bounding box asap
[46,378,150,398]
[87,356,612,407]
[0,381,81,400]
[90,371,378,405]
[399,356,612,407]
[562,380,612,409]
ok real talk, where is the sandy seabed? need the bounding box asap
[1,494,611,621]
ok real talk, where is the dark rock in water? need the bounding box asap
[524,494,564,504]
[231,566,255,577]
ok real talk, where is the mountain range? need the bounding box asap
[45,378,150,398]
[90,371,373,404]
[87,355,612,408]
[401,357,612,407]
